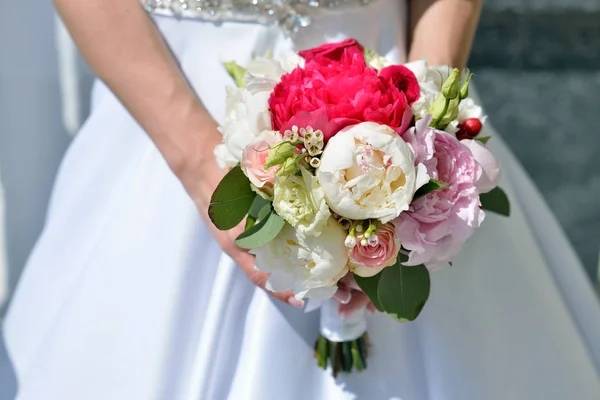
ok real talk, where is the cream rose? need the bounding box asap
[316,122,419,223]
[252,218,349,300]
[273,167,331,237]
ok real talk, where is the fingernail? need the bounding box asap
[288,297,305,309]
[333,290,352,305]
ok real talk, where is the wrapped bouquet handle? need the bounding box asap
[315,299,369,375]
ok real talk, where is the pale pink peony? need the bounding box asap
[240,131,281,197]
[396,123,485,269]
[461,139,501,194]
[350,222,401,277]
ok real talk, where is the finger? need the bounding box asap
[332,287,352,304]
[235,252,302,307]
[339,291,370,317]
[268,290,304,308]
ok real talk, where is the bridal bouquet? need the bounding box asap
[210,39,510,376]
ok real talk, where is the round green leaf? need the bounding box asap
[354,273,384,312]
[208,166,255,230]
[480,187,510,217]
[235,211,286,249]
[248,195,271,219]
[377,262,430,322]
[257,203,272,220]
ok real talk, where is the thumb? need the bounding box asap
[236,251,304,308]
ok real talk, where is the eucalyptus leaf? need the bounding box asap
[245,195,271,230]
[480,187,510,217]
[208,166,255,230]
[248,195,270,219]
[257,203,272,220]
[354,273,384,312]
[235,210,286,249]
[414,179,448,200]
[377,261,430,322]
[475,136,492,145]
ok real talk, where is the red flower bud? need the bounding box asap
[457,118,482,139]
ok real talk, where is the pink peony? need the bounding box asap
[461,139,501,193]
[240,131,281,197]
[350,222,401,277]
[268,42,414,142]
[396,122,485,269]
[298,39,365,67]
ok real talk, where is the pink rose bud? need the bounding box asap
[350,222,401,277]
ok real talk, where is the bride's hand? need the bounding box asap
[211,221,303,308]
[53,0,299,307]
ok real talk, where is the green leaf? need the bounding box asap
[248,195,270,219]
[245,215,256,230]
[208,166,255,230]
[257,203,272,220]
[245,195,271,230]
[354,273,384,312]
[475,136,492,145]
[223,61,247,88]
[377,261,430,322]
[235,210,286,249]
[414,179,448,200]
[480,187,510,217]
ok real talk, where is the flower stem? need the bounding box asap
[314,333,369,376]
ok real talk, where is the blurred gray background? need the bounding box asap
[471,0,600,278]
[0,1,599,398]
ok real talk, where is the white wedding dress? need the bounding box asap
[4,1,600,399]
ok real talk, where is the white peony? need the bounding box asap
[215,53,304,169]
[215,87,271,169]
[316,122,421,223]
[273,167,331,237]
[252,218,349,300]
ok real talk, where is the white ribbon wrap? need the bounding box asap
[319,298,367,342]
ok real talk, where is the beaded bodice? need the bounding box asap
[142,0,377,33]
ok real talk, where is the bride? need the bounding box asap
[4,0,600,398]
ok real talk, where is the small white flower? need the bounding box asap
[283,126,299,142]
[345,235,357,248]
[252,218,349,300]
